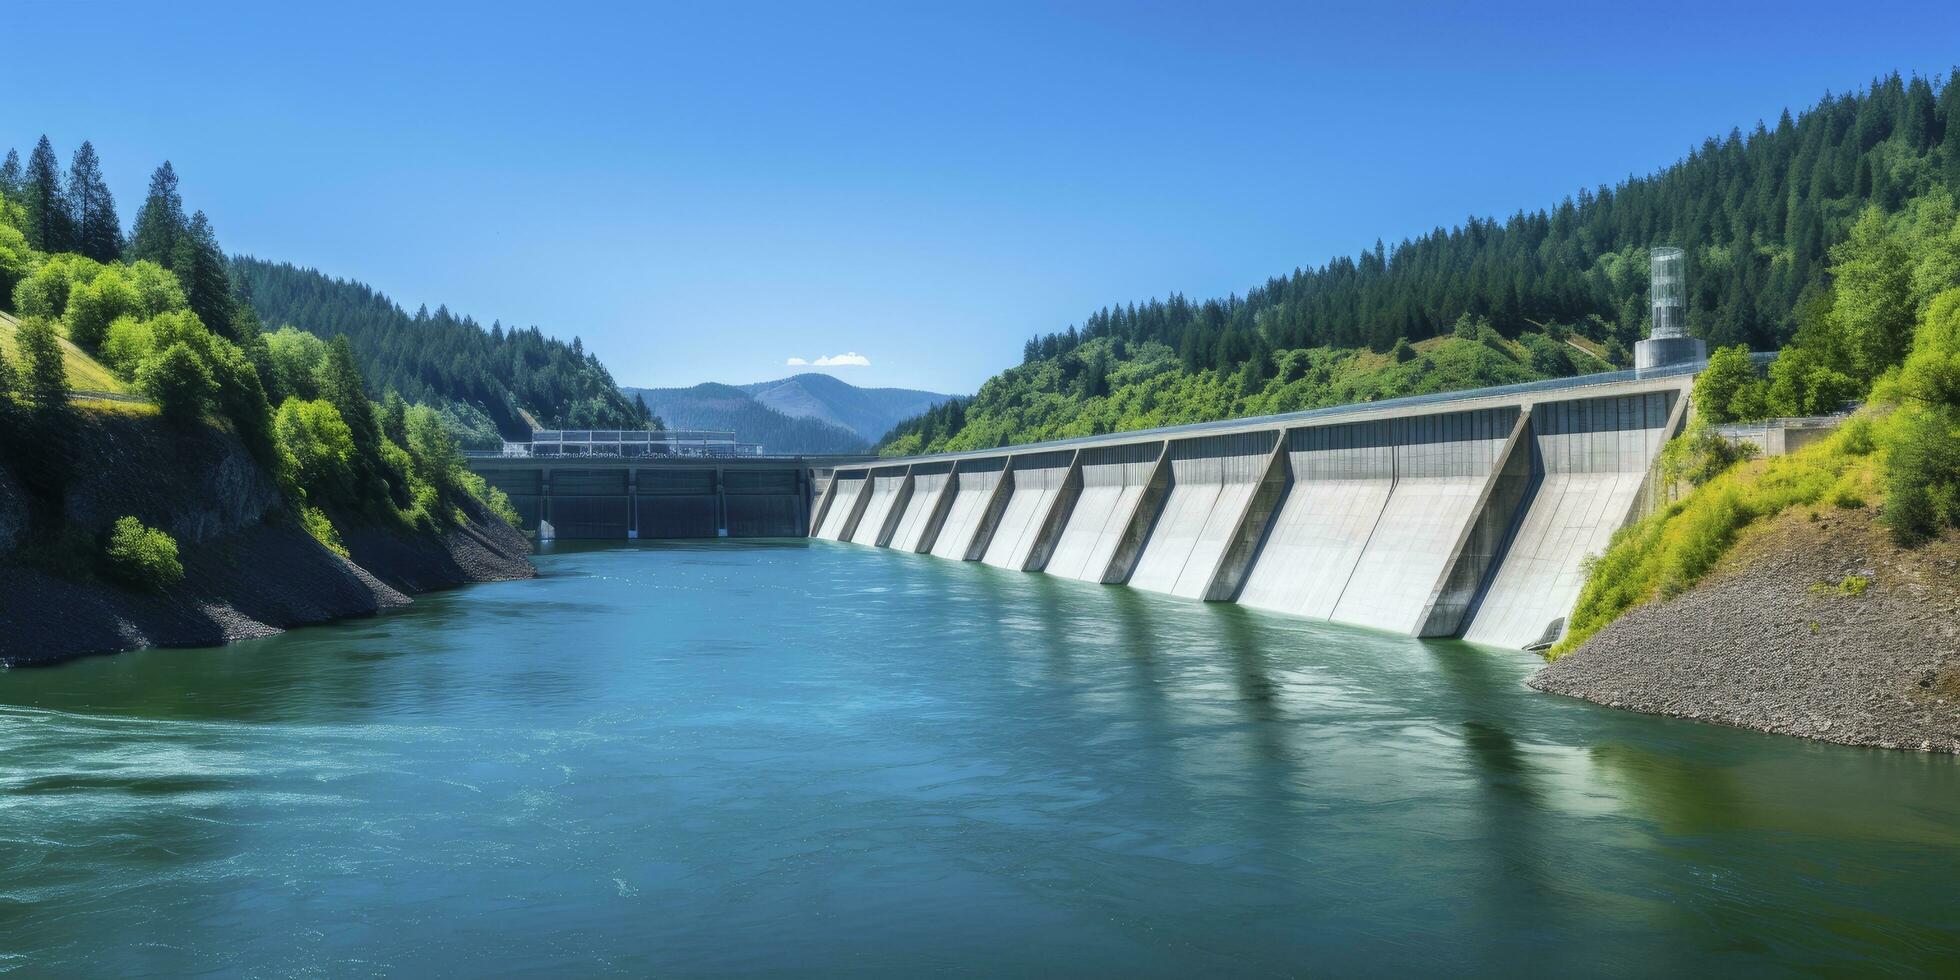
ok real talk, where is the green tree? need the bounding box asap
[1691,344,1764,423]
[130,161,186,267]
[265,326,328,400]
[20,136,73,254]
[274,398,358,499]
[140,342,216,427]
[0,340,18,414]
[15,315,70,410]
[1831,208,1917,381]
[0,149,21,199]
[319,334,381,454]
[380,390,409,446]
[170,211,235,339]
[65,141,122,263]
[0,213,32,310]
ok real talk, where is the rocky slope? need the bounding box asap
[0,412,533,666]
[1530,507,1960,752]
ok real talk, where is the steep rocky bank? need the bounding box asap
[1530,507,1960,752]
[0,413,533,667]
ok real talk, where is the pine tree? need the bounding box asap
[0,149,21,199]
[66,141,123,263]
[171,211,236,339]
[16,315,70,411]
[321,334,381,454]
[22,136,74,253]
[130,161,187,267]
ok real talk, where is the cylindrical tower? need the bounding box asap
[1635,245,1705,372]
[1648,246,1686,339]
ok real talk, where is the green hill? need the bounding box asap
[232,258,651,444]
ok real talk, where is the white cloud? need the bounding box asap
[785,351,870,367]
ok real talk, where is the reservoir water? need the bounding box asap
[3,540,1957,975]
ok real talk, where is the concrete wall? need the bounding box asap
[887,462,953,553]
[849,468,911,546]
[1328,407,1519,634]
[1045,442,1164,582]
[930,458,1007,561]
[815,473,866,540]
[1461,392,1678,649]
[468,459,814,540]
[1127,432,1280,599]
[1236,420,1397,619]
[982,451,1076,570]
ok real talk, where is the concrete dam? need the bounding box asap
[808,368,1695,650]
[464,367,1696,650]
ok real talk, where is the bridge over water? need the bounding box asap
[469,363,1701,649]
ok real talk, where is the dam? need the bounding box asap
[467,364,1699,650]
[805,365,1697,650]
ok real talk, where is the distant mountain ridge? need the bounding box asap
[625,374,955,454]
[738,373,953,442]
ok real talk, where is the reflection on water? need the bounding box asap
[1,538,1957,976]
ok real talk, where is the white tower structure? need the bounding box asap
[1634,246,1706,372]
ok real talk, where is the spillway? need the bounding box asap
[982,451,1077,570]
[1044,443,1164,582]
[1236,421,1396,619]
[1326,408,1520,634]
[930,458,1007,561]
[797,365,1698,649]
[1462,392,1680,649]
[848,468,911,546]
[887,463,952,553]
[1127,433,1279,599]
[814,472,866,540]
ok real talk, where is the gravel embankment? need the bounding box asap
[1530,508,1960,752]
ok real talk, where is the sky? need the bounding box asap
[6,0,1960,394]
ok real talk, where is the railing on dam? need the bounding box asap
[811,367,1699,651]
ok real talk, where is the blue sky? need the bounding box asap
[7,0,1960,393]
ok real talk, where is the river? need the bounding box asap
[3,540,1957,975]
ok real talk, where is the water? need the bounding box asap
[3,541,1957,976]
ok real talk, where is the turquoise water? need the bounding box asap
[3,540,1958,976]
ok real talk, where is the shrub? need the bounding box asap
[64,267,142,351]
[102,516,183,590]
[99,315,155,377]
[1660,423,1760,489]
[298,505,348,557]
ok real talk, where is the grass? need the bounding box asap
[0,310,130,395]
[1552,413,1883,657]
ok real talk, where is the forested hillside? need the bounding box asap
[884,72,1960,454]
[1,137,524,600]
[624,383,871,454]
[234,258,651,444]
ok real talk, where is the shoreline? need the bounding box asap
[1528,508,1960,753]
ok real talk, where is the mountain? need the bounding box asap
[233,257,652,445]
[736,373,954,443]
[623,382,873,454]
[882,71,1960,454]
[626,374,955,454]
